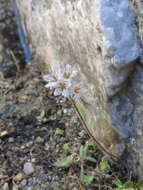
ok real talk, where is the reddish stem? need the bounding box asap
[69,97,119,161]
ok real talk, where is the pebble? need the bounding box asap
[8,137,14,143]
[23,162,34,175]
[21,179,27,186]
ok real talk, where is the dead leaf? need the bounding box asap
[0,131,8,137]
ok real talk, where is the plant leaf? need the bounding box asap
[112,179,123,187]
[54,156,73,167]
[85,156,96,163]
[137,180,143,190]
[80,166,94,185]
[79,144,89,159]
[87,140,96,148]
[79,145,85,158]
[63,143,70,151]
[100,157,110,171]
[76,103,87,121]
[83,143,88,157]
[55,128,64,135]
[123,181,135,188]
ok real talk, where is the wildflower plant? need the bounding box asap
[43,64,125,185]
[43,64,87,100]
[43,64,119,161]
[54,142,96,185]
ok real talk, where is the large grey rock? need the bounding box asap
[16,0,143,177]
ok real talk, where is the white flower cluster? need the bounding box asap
[43,64,87,100]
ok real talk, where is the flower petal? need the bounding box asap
[43,74,53,82]
[62,89,70,98]
[54,88,62,96]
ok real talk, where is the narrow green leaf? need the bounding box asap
[82,175,94,185]
[80,166,94,185]
[123,181,135,188]
[112,179,123,187]
[85,156,96,163]
[55,128,64,135]
[80,165,84,179]
[54,156,73,167]
[79,144,89,159]
[63,143,70,151]
[79,145,85,158]
[100,157,110,171]
[76,103,87,121]
[83,143,88,157]
[87,118,95,130]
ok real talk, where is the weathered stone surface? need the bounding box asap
[131,0,143,66]
[16,0,140,96]
[16,0,143,177]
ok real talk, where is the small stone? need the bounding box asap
[8,137,14,143]
[78,130,85,137]
[23,162,34,175]
[21,179,27,186]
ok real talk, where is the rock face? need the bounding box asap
[16,0,143,177]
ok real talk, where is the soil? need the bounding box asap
[0,0,132,190]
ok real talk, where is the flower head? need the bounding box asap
[62,64,77,80]
[71,83,88,100]
[43,64,88,100]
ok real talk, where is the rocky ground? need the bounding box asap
[0,0,136,190]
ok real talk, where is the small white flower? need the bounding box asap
[45,82,58,89]
[43,64,88,99]
[53,81,71,98]
[43,74,58,89]
[71,83,88,100]
[62,64,77,80]
[43,74,54,82]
